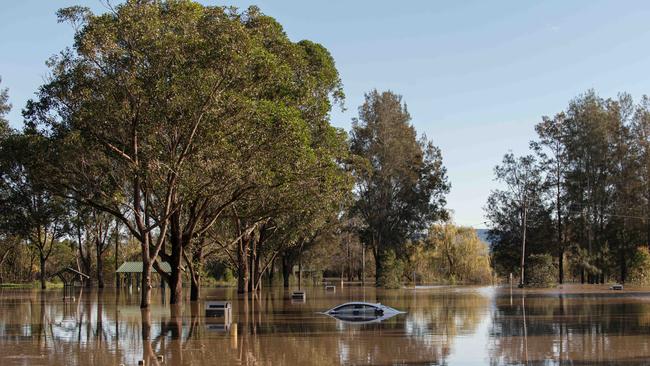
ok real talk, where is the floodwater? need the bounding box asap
[2,285,650,365]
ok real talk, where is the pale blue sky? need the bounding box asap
[2,1,650,227]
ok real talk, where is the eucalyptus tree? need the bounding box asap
[350,90,449,286]
[562,92,625,283]
[487,153,546,286]
[72,205,116,287]
[488,91,650,284]
[631,96,650,248]
[531,113,570,283]
[0,77,16,282]
[0,133,70,289]
[25,1,347,305]
[276,209,345,289]
[601,94,646,283]
[213,124,352,294]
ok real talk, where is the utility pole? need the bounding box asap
[520,194,528,287]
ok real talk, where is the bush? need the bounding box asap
[526,254,556,287]
[378,250,405,289]
[628,247,650,285]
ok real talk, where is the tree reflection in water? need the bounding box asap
[2,286,650,365]
[489,289,650,365]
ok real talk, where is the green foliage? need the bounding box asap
[526,254,556,287]
[486,90,650,285]
[628,247,650,285]
[407,224,493,285]
[49,241,77,271]
[377,250,405,289]
[19,0,350,300]
[486,153,551,281]
[568,245,600,280]
[350,90,450,285]
[0,132,71,288]
[223,268,235,283]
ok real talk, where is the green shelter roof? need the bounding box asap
[116,261,172,274]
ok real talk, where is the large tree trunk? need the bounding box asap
[168,211,184,305]
[77,227,88,283]
[281,255,291,288]
[39,254,46,290]
[248,236,257,292]
[96,244,105,288]
[268,257,275,286]
[0,249,9,284]
[190,275,200,301]
[237,235,249,294]
[189,245,203,301]
[374,254,383,287]
[140,243,153,309]
[253,251,262,292]
[248,237,266,293]
[446,253,454,279]
[141,308,154,365]
[558,248,564,285]
[168,247,183,305]
[620,250,627,283]
[373,239,382,287]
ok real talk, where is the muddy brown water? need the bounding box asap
[1,285,650,365]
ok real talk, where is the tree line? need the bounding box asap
[487,90,650,286]
[0,1,460,307]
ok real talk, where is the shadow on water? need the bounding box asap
[1,286,650,365]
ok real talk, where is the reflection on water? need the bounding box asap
[1,286,650,365]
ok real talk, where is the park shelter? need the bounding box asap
[115,261,172,288]
[50,267,90,287]
[50,267,90,301]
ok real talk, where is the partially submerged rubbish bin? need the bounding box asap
[206,301,232,317]
[205,301,232,332]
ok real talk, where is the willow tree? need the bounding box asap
[350,90,449,286]
[422,224,492,284]
[25,1,345,306]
